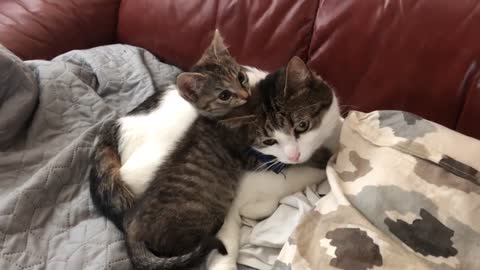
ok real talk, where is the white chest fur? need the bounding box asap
[118,86,199,195]
[116,67,267,196]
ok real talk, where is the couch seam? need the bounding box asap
[305,0,321,62]
[454,60,479,131]
[114,0,125,42]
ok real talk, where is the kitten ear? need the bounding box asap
[284,56,311,98]
[176,72,208,103]
[197,29,231,64]
[211,29,230,57]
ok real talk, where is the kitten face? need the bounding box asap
[251,57,340,164]
[177,30,251,118]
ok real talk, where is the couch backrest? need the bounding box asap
[1,0,479,139]
[117,0,480,139]
[0,0,120,60]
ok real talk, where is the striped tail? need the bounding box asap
[126,231,227,270]
[89,119,135,230]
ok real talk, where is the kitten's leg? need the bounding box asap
[207,205,242,270]
[239,167,326,220]
[281,166,326,193]
[239,199,279,220]
[207,167,326,269]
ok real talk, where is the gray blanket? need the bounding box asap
[0,44,180,269]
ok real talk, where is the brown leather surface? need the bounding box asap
[456,70,480,139]
[117,0,318,70]
[0,0,120,60]
[307,0,480,130]
[1,0,479,139]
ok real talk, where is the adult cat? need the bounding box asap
[207,57,341,270]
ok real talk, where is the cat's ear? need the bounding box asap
[176,72,208,103]
[210,29,230,57]
[198,29,231,64]
[284,56,311,98]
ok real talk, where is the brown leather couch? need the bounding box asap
[2,0,479,139]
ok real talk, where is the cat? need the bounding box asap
[121,41,276,269]
[207,56,341,270]
[89,30,264,231]
[90,30,269,269]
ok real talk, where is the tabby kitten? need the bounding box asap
[89,31,258,231]
[122,43,263,269]
[208,56,341,270]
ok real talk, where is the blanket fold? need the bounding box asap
[275,110,480,270]
[0,45,39,148]
[0,44,179,270]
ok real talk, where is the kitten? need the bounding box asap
[90,32,266,269]
[122,50,267,269]
[89,30,259,231]
[207,56,341,270]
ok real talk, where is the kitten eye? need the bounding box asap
[238,72,248,86]
[263,139,277,146]
[218,90,232,101]
[295,120,310,133]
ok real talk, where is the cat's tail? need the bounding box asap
[89,119,135,231]
[126,231,227,270]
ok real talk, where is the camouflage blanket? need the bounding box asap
[275,110,480,270]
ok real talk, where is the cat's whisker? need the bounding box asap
[264,160,280,172]
[219,115,256,123]
[254,159,271,169]
[247,118,261,129]
[281,101,326,114]
[255,159,277,171]
[256,158,277,171]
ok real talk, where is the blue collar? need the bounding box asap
[247,148,288,174]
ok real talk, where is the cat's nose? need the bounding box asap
[287,151,301,162]
[237,90,250,99]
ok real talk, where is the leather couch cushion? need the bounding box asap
[1,0,479,139]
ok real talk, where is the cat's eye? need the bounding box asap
[218,90,232,101]
[263,139,277,146]
[238,72,248,86]
[295,120,310,133]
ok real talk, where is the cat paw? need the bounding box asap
[206,252,238,270]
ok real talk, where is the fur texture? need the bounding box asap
[89,119,135,230]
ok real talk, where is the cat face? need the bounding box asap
[177,30,251,118]
[251,57,340,164]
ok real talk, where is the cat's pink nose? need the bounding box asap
[287,151,301,162]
